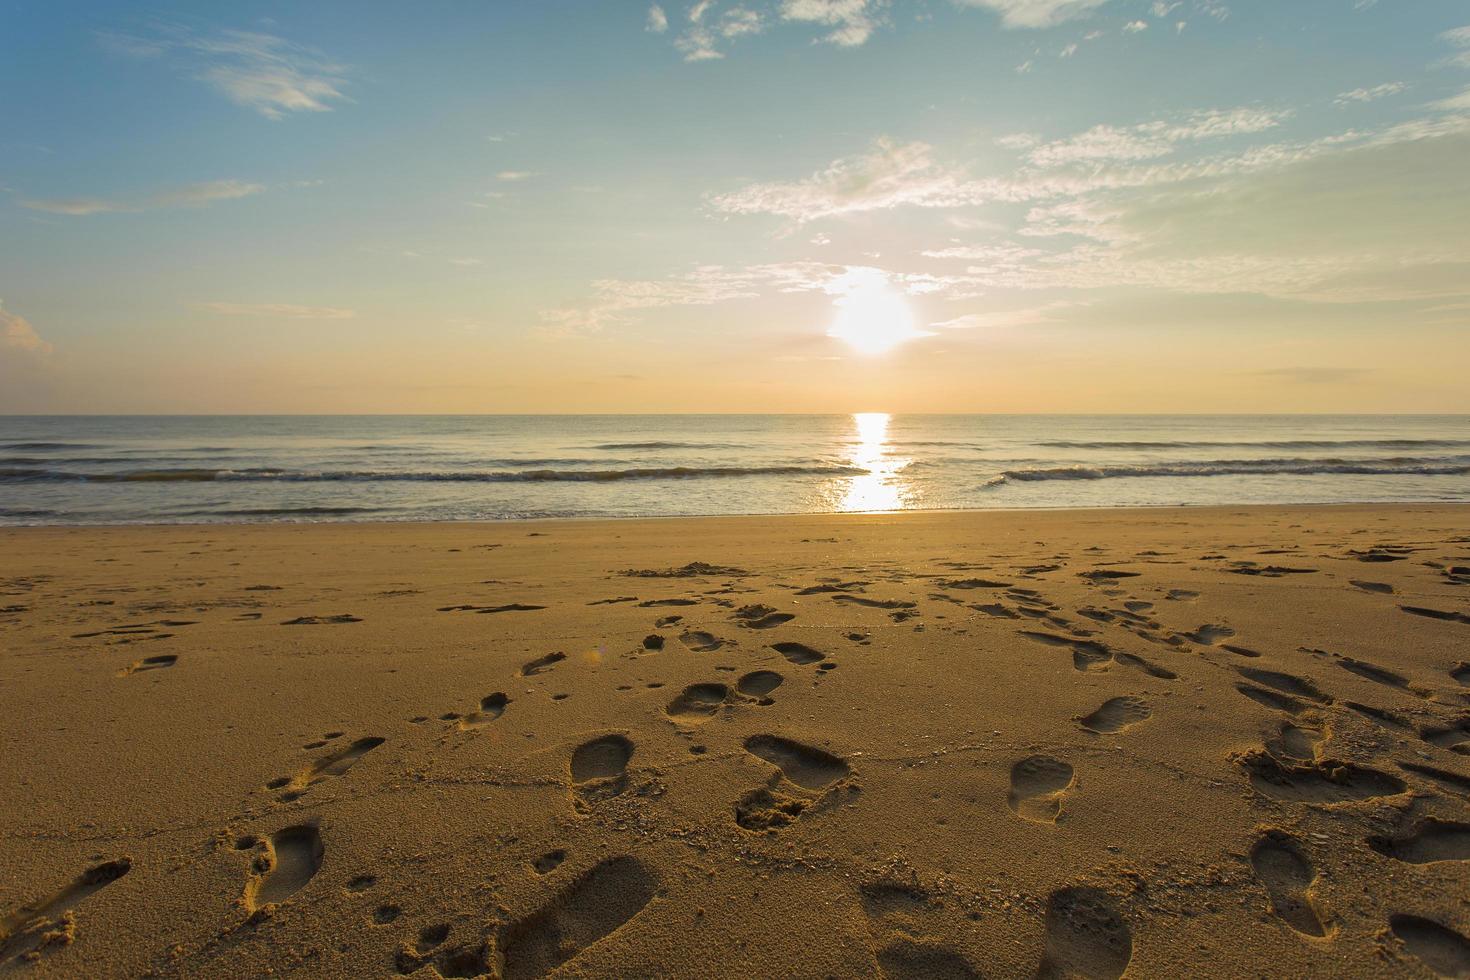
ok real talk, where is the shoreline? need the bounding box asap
[4,498,1468,534]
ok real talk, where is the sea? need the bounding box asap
[1,414,1467,526]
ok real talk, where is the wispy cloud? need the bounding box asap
[710,138,982,222]
[780,0,885,47]
[647,4,670,32]
[101,27,348,119]
[1334,81,1407,106]
[17,179,265,216]
[200,302,356,319]
[0,303,52,355]
[1022,106,1289,166]
[1250,367,1372,384]
[952,0,1110,29]
[495,170,538,181]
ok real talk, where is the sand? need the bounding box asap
[1,504,1469,978]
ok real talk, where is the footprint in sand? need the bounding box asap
[876,936,982,979]
[1183,624,1235,645]
[1452,663,1470,686]
[1236,683,1308,716]
[1008,756,1074,824]
[1018,631,1112,671]
[458,694,509,731]
[677,630,725,652]
[1421,718,1470,754]
[493,856,657,980]
[1389,915,1470,978]
[1114,652,1177,680]
[1345,701,1411,731]
[0,859,131,963]
[270,736,385,801]
[1251,831,1331,937]
[733,604,796,629]
[1402,605,1470,625]
[735,736,849,831]
[520,652,565,677]
[437,603,545,615]
[770,641,825,666]
[743,735,850,790]
[281,614,362,625]
[736,670,783,704]
[1369,818,1470,864]
[1039,886,1132,980]
[1237,750,1406,803]
[1400,762,1470,797]
[1079,696,1150,734]
[1350,580,1395,594]
[1333,656,1413,692]
[1237,667,1330,704]
[664,683,729,723]
[242,825,323,912]
[117,654,177,677]
[1268,720,1324,761]
[570,734,633,803]
[532,849,567,874]
[832,595,917,610]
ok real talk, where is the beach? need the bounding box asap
[2,504,1468,977]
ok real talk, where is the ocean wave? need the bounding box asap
[1038,438,1470,450]
[0,464,866,484]
[986,456,1470,486]
[590,441,740,450]
[196,506,387,517]
[0,441,104,450]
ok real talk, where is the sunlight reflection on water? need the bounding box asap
[838,412,914,512]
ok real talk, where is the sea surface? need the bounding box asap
[1,415,1467,525]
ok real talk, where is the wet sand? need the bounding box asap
[2,504,1469,977]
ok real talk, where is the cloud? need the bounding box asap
[102,27,348,119]
[1436,88,1470,111]
[647,4,669,32]
[951,0,1111,29]
[200,303,356,319]
[496,170,538,181]
[709,106,1300,223]
[1334,81,1407,106]
[780,0,885,47]
[673,3,772,59]
[710,138,988,222]
[0,304,52,355]
[17,179,265,216]
[932,300,1078,330]
[1123,19,1148,32]
[1024,106,1290,167]
[541,261,874,334]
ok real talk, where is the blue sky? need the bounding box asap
[2,0,1468,412]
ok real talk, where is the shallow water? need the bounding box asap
[1,414,1466,524]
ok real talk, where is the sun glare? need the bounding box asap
[839,411,912,512]
[826,269,927,356]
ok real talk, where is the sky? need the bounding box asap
[2,0,1468,414]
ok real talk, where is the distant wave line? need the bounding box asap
[1038,438,1470,450]
[986,457,1470,486]
[0,464,868,484]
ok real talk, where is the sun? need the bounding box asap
[826,268,929,356]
